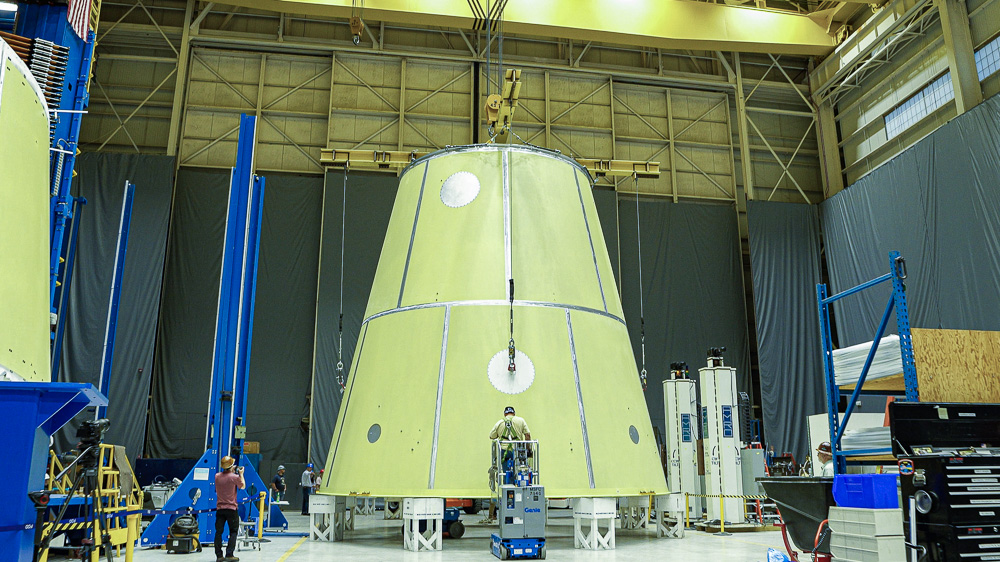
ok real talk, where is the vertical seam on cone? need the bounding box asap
[567,309,595,488]
[398,161,429,307]
[428,305,450,489]
[326,324,367,486]
[575,170,607,312]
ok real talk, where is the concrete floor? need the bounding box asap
[125,510,789,561]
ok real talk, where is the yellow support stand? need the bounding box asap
[257,492,266,539]
[685,493,690,529]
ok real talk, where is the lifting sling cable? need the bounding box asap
[507,156,516,374]
[485,0,491,99]
[635,174,647,391]
[508,278,515,373]
[336,167,347,391]
[496,1,503,94]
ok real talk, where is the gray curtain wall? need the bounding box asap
[821,95,1000,346]
[599,190,751,442]
[148,168,322,492]
[747,201,824,461]
[57,153,174,457]
[148,168,228,458]
[309,171,398,467]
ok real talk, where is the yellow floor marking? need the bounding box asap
[276,536,308,561]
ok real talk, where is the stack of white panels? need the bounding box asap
[832,335,903,387]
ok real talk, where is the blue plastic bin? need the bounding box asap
[832,474,899,509]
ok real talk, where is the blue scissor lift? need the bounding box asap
[141,114,287,548]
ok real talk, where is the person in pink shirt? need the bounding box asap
[215,456,245,562]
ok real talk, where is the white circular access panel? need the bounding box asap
[440,171,481,208]
[487,349,535,395]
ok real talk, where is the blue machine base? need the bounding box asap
[491,533,545,560]
[139,448,287,547]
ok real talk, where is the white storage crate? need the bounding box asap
[831,531,905,562]
[828,506,903,537]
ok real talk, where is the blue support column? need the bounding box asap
[231,174,265,442]
[140,115,285,548]
[51,196,86,376]
[95,183,135,419]
[0,382,106,562]
[890,251,919,401]
[48,31,94,315]
[817,284,843,473]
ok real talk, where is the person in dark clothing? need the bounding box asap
[215,455,245,562]
[270,465,286,501]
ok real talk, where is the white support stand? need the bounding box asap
[618,496,650,530]
[655,494,686,539]
[343,498,366,531]
[310,495,347,541]
[572,498,616,550]
[352,496,376,516]
[385,497,403,520]
[402,498,443,552]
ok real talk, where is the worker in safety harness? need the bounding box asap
[487,406,531,520]
[489,406,531,479]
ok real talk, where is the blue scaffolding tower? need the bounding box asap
[817,251,918,474]
[140,114,287,547]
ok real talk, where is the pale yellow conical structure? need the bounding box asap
[321,144,666,498]
[0,40,51,382]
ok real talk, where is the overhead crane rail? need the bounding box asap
[319,147,660,179]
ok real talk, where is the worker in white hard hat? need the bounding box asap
[215,456,245,562]
[270,465,286,501]
[300,463,315,515]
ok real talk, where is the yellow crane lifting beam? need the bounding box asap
[320,147,659,179]
[218,0,839,56]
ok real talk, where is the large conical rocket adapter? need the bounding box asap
[321,144,666,498]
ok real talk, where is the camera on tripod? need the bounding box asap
[76,418,110,467]
[77,418,110,448]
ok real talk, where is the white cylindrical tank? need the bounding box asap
[663,376,703,520]
[700,358,744,523]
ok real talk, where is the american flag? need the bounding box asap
[66,0,91,40]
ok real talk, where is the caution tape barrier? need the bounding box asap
[1,496,260,533]
[684,493,769,500]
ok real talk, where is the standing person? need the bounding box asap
[314,468,324,491]
[817,442,835,477]
[300,463,314,515]
[270,465,286,501]
[215,456,245,562]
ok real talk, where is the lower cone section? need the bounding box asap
[322,305,665,497]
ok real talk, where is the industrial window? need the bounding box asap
[884,72,954,140]
[884,36,1000,140]
[975,34,1000,81]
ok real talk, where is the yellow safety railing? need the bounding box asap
[683,492,769,534]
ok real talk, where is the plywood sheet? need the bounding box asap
[913,328,1000,403]
[839,372,905,392]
